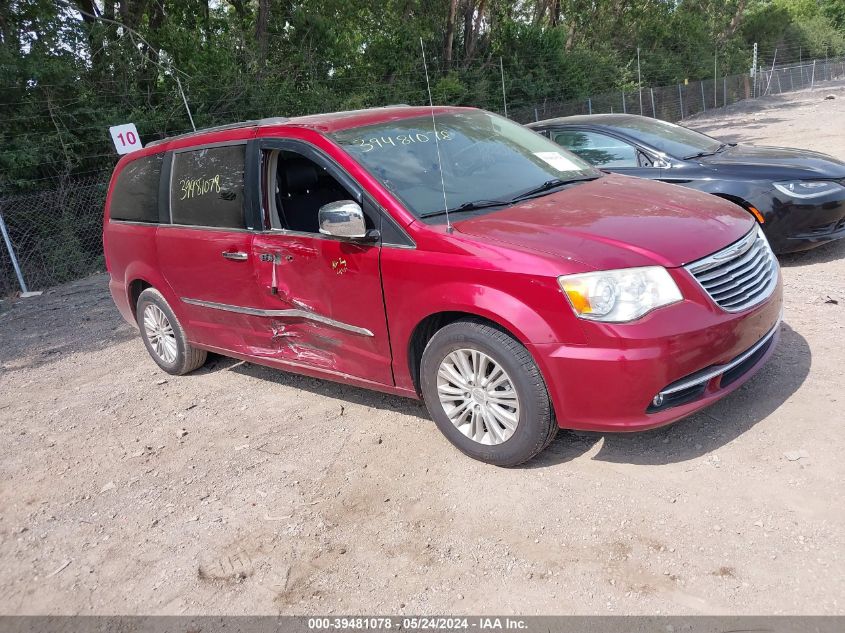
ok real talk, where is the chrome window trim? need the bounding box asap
[108,219,160,227]
[181,298,374,337]
[658,315,781,397]
[157,222,256,234]
[111,219,414,246]
[170,139,250,154]
[256,226,414,248]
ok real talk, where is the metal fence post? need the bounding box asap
[622,91,626,114]
[678,84,684,119]
[700,81,706,112]
[811,60,816,90]
[587,98,592,115]
[0,209,28,294]
[723,77,727,107]
[650,88,656,117]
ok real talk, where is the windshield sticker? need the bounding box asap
[533,151,581,172]
[351,130,454,153]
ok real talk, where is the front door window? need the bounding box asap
[266,150,375,234]
[553,130,640,169]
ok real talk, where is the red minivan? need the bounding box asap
[103,106,783,465]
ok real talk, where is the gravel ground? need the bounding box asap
[1,81,844,616]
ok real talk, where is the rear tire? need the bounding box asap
[136,288,207,375]
[420,319,557,466]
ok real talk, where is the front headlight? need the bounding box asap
[558,266,682,323]
[773,180,844,199]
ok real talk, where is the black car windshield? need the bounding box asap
[330,110,599,220]
[607,117,723,159]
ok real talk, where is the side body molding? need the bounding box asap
[180,298,375,337]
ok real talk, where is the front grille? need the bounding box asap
[685,227,779,312]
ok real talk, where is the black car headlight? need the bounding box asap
[773,180,845,199]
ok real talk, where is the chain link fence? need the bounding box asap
[2,56,844,297]
[0,175,110,296]
[509,57,845,123]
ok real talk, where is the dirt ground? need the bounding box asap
[1,81,844,616]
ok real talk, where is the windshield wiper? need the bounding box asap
[684,143,733,160]
[509,176,597,203]
[420,199,511,219]
[420,176,598,219]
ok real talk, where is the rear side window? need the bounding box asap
[110,154,163,222]
[170,145,246,228]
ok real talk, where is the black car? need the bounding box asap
[529,114,845,253]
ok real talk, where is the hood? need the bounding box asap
[699,144,845,179]
[453,174,753,270]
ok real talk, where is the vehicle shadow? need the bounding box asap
[528,322,811,468]
[212,323,810,470]
[221,357,430,417]
[778,238,845,267]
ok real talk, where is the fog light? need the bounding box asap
[652,394,665,407]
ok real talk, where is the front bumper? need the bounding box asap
[762,193,845,253]
[528,271,783,432]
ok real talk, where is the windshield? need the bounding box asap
[331,110,599,220]
[608,117,723,159]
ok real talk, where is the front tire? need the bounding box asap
[420,319,557,466]
[136,288,207,375]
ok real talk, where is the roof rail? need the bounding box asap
[144,116,290,148]
[143,105,414,148]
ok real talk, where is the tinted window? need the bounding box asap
[603,118,721,159]
[171,145,246,228]
[554,130,639,168]
[331,110,598,220]
[110,154,163,222]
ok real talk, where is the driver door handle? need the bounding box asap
[222,251,248,261]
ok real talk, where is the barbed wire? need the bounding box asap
[1,56,843,295]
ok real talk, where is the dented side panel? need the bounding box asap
[250,233,394,385]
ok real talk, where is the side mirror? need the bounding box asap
[318,200,367,239]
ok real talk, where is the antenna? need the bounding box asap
[61,0,196,131]
[420,37,451,233]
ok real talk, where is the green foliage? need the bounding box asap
[786,14,845,56]
[0,0,843,192]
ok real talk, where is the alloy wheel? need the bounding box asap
[143,304,178,364]
[436,348,520,445]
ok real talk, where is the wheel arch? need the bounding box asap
[127,278,153,320]
[122,260,180,322]
[406,310,529,397]
[394,278,581,396]
[711,192,752,210]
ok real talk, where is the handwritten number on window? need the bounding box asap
[352,130,452,153]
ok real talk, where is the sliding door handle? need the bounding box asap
[222,251,248,261]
